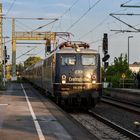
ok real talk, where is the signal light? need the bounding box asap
[2,59,7,64]
[5,59,7,64]
[3,46,8,64]
[103,33,108,52]
[4,46,7,56]
[102,54,110,62]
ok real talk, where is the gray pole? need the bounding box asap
[128,36,133,66]
[128,37,129,65]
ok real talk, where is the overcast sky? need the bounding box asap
[1,0,140,64]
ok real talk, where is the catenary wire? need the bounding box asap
[59,0,80,19]
[66,0,102,31]
[5,0,16,16]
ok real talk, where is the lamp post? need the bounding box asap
[128,36,133,66]
[98,45,101,53]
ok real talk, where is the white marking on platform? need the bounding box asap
[21,84,45,140]
[0,104,8,106]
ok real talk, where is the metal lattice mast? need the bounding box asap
[12,18,17,80]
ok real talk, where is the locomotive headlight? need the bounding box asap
[62,75,66,84]
[91,74,96,84]
[86,73,91,79]
[92,80,96,84]
[76,47,80,52]
[62,80,66,84]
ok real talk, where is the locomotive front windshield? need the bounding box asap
[61,54,96,66]
[81,55,96,65]
[61,55,76,65]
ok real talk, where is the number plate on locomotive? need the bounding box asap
[73,86,86,90]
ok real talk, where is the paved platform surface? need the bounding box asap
[103,87,140,105]
[0,83,98,140]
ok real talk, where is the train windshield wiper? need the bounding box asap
[88,62,94,65]
[64,62,68,65]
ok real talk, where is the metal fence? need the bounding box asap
[119,79,138,88]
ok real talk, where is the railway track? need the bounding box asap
[70,111,140,140]
[69,95,140,140]
[88,110,140,140]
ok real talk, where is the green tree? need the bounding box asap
[105,53,132,87]
[24,56,42,68]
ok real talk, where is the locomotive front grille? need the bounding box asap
[54,83,102,92]
[54,83,102,98]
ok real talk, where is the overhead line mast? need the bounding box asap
[3,16,58,20]
[110,1,140,33]
[11,17,71,80]
[110,13,139,32]
[121,5,140,8]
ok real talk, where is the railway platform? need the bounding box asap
[0,82,98,140]
[103,87,140,95]
[103,87,140,105]
[106,88,140,93]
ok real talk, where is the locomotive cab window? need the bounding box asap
[82,55,96,65]
[61,55,76,65]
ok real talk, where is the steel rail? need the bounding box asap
[88,110,140,140]
[101,96,140,114]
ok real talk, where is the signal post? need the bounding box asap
[102,33,110,82]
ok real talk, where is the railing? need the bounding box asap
[119,79,138,88]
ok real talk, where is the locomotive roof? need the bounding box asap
[57,41,98,54]
[57,47,98,54]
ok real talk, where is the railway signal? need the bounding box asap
[2,45,8,87]
[102,33,108,51]
[102,33,110,82]
[102,33,110,63]
[102,33,110,65]
[3,46,8,64]
[102,54,110,62]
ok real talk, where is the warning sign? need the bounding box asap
[122,73,126,79]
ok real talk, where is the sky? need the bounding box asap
[1,0,140,64]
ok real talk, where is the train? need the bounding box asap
[23,41,102,109]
